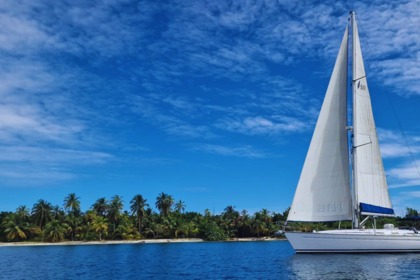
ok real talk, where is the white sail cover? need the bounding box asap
[352,18,394,216]
[288,26,352,222]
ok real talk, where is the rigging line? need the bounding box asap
[354,141,372,149]
[352,76,366,82]
[356,13,420,179]
[385,93,420,178]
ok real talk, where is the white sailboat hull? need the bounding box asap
[286,230,420,253]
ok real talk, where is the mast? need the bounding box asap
[350,11,360,229]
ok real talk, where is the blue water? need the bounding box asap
[1,241,420,279]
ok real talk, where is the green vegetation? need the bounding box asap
[2,195,418,243]
[0,193,288,243]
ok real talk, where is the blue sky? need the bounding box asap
[0,0,419,216]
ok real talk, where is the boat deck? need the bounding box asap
[318,228,420,237]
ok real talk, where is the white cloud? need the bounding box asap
[0,0,418,187]
[0,12,52,54]
[388,161,420,181]
[378,55,420,96]
[0,146,113,185]
[192,144,268,158]
[0,146,112,165]
[0,2,123,184]
[404,191,420,198]
[379,128,420,190]
[131,94,216,139]
[218,115,307,136]
[0,168,75,183]
[378,128,420,159]
[381,143,411,158]
[390,190,420,216]
[388,160,420,189]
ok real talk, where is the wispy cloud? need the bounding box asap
[0,146,112,165]
[390,190,420,216]
[379,128,420,188]
[379,128,420,159]
[131,94,216,139]
[381,143,414,158]
[352,2,419,96]
[0,59,88,148]
[388,161,420,189]
[0,0,418,190]
[217,116,307,136]
[0,1,123,184]
[192,144,268,158]
[0,146,113,185]
[0,168,75,184]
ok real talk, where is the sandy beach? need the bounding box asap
[0,237,283,247]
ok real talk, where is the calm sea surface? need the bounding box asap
[1,240,420,279]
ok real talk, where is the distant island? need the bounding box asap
[0,192,289,244]
[1,193,418,244]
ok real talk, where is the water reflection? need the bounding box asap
[287,252,420,280]
[1,242,420,279]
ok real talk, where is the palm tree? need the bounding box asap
[90,216,108,241]
[65,214,82,241]
[174,200,186,213]
[15,206,30,223]
[64,193,81,216]
[222,206,240,237]
[115,214,137,240]
[52,205,65,221]
[130,194,148,234]
[222,206,239,221]
[405,208,419,218]
[238,210,252,237]
[252,219,266,238]
[92,197,108,217]
[31,199,53,229]
[176,221,199,238]
[258,209,271,224]
[1,214,28,241]
[281,207,290,221]
[155,193,174,217]
[43,220,69,242]
[108,195,123,237]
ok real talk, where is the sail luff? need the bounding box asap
[287,25,352,222]
[351,14,394,217]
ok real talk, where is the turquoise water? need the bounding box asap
[1,241,420,279]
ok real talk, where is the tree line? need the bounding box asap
[0,193,289,243]
[2,193,418,243]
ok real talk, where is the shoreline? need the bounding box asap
[0,237,285,247]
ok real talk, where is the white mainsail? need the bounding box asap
[352,18,394,216]
[288,26,352,222]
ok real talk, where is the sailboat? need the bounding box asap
[285,11,420,253]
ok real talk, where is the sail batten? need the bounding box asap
[288,25,352,222]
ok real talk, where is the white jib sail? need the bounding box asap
[352,17,394,216]
[288,25,352,222]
